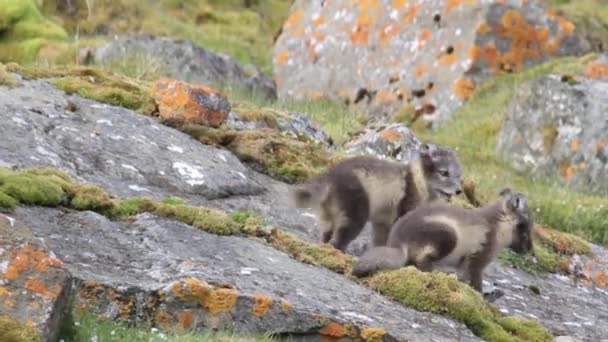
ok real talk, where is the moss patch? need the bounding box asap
[0,315,41,342]
[182,125,342,183]
[0,0,68,63]
[6,64,157,114]
[414,54,608,246]
[0,63,19,86]
[549,0,608,53]
[367,268,552,342]
[267,229,354,275]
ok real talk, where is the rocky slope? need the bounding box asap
[1,66,608,342]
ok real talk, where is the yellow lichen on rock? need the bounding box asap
[172,278,238,315]
[361,327,387,342]
[252,294,274,316]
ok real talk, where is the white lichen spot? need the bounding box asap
[500,308,510,314]
[455,28,462,36]
[563,322,582,327]
[96,119,113,126]
[341,311,374,323]
[0,260,9,274]
[301,212,316,219]
[172,162,205,186]
[389,9,398,20]
[105,160,115,165]
[121,164,139,173]
[11,117,27,126]
[168,145,184,154]
[237,172,247,179]
[109,135,124,141]
[128,185,152,192]
[240,267,260,275]
[217,153,227,162]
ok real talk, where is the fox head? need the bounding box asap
[419,142,463,202]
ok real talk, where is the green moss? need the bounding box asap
[0,0,68,63]
[153,203,240,235]
[161,196,186,206]
[0,191,18,209]
[0,315,41,342]
[0,63,19,86]
[415,55,608,246]
[541,124,558,154]
[69,184,114,211]
[230,209,266,236]
[183,125,341,183]
[499,242,561,274]
[233,103,281,128]
[268,229,354,274]
[367,268,552,342]
[6,64,157,114]
[0,172,66,206]
[549,0,608,53]
[391,104,416,124]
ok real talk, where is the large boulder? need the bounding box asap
[273,0,584,128]
[81,34,277,100]
[497,55,608,195]
[0,214,72,342]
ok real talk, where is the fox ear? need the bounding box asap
[498,188,512,197]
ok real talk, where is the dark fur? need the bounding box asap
[352,189,534,293]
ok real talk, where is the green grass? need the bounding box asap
[59,309,280,342]
[414,54,608,246]
[40,0,291,74]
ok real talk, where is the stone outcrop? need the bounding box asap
[273,0,584,128]
[497,55,608,195]
[0,214,72,342]
[81,34,277,100]
[152,79,231,128]
[344,123,422,160]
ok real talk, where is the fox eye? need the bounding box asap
[439,169,449,177]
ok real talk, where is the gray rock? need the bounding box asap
[497,68,608,195]
[0,214,72,342]
[84,34,277,100]
[13,207,482,342]
[0,77,264,200]
[344,123,422,160]
[273,0,584,128]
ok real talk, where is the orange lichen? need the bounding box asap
[284,9,303,30]
[351,26,371,45]
[446,0,478,15]
[252,294,274,317]
[313,15,326,27]
[320,322,347,337]
[514,133,522,144]
[380,128,402,141]
[570,138,580,152]
[276,50,290,65]
[178,311,193,329]
[378,21,401,43]
[154,310,176,328]
[280,299,293,312]
[419,29,432,42]
[375,89,397,104]
[476,21,489,34]
[453,78,476,100]
[597,138,608,150]
[401,3,419,25]
[415,64,428,78]
[558,17,576,35]
[439,53,458,66]
[0,286,9,296]
[392,0,407,8]
[592,270,608,287]
[25,278,57,298]
[361,327,387,342]
[3,245,63,280]
[172,278,239,315]
[584,63,608,79]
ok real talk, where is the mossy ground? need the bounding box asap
[181,125,343,183]
[0,0,68,63]
[0,315,41,342]
[6,63,157,114]
[59,309,278,342]
[0,63,19,86]
[413,54,608,246]
[40,0,291,74]
[366,268,552,342]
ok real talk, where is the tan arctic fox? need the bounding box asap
[289,142,463,252]
[351,188,534,293]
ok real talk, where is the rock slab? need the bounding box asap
[273,0,583,127]
[497,59,608,195]
[14,207,482,342]
[0,214,72,342]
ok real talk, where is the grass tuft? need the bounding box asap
[0,315,41,342]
